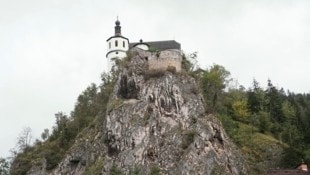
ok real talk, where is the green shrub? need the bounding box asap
[150,165,160,175]
[83,158,103,175]
[181,131,196,149]
[10,153,32,175]
[129,166,140,175]
[107,99,123,112]
[110,164,122,175]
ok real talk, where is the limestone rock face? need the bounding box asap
[101,50,248,175]
[26,159,46,175]
[27,49,248,175]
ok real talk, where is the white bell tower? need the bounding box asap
[106,18,129,70]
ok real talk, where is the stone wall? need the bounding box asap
[148,49,182,72]
[129,48,182,72]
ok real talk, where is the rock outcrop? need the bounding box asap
[28,49,248,175]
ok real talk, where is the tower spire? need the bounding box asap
[115,17,121,36]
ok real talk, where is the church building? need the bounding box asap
[106,19,181,71]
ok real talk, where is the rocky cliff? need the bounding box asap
[27,49,248,175]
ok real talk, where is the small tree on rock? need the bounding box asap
[16,127,32,151]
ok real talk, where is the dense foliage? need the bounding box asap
[198,64,310,170]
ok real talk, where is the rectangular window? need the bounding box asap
[123,41,125,48]
[115,40,118,47]
[109,42,111,49]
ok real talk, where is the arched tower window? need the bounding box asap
[115,40,118,47]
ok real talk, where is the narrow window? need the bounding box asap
[123,41,125,48]
[109,42,111,49]
[115,40,118,47]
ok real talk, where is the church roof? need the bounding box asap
[129,40,181,51]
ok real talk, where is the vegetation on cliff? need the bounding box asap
[7,51,310,174]
[9,72,116,175]
[198,64,310,174]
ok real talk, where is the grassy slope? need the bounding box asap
[220,115,287,175]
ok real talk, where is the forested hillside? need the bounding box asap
[199,64,310,173]
[5,54,310,175]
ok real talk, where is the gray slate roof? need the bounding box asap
[129,40,181,51]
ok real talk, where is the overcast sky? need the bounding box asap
[1,0,310,158]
